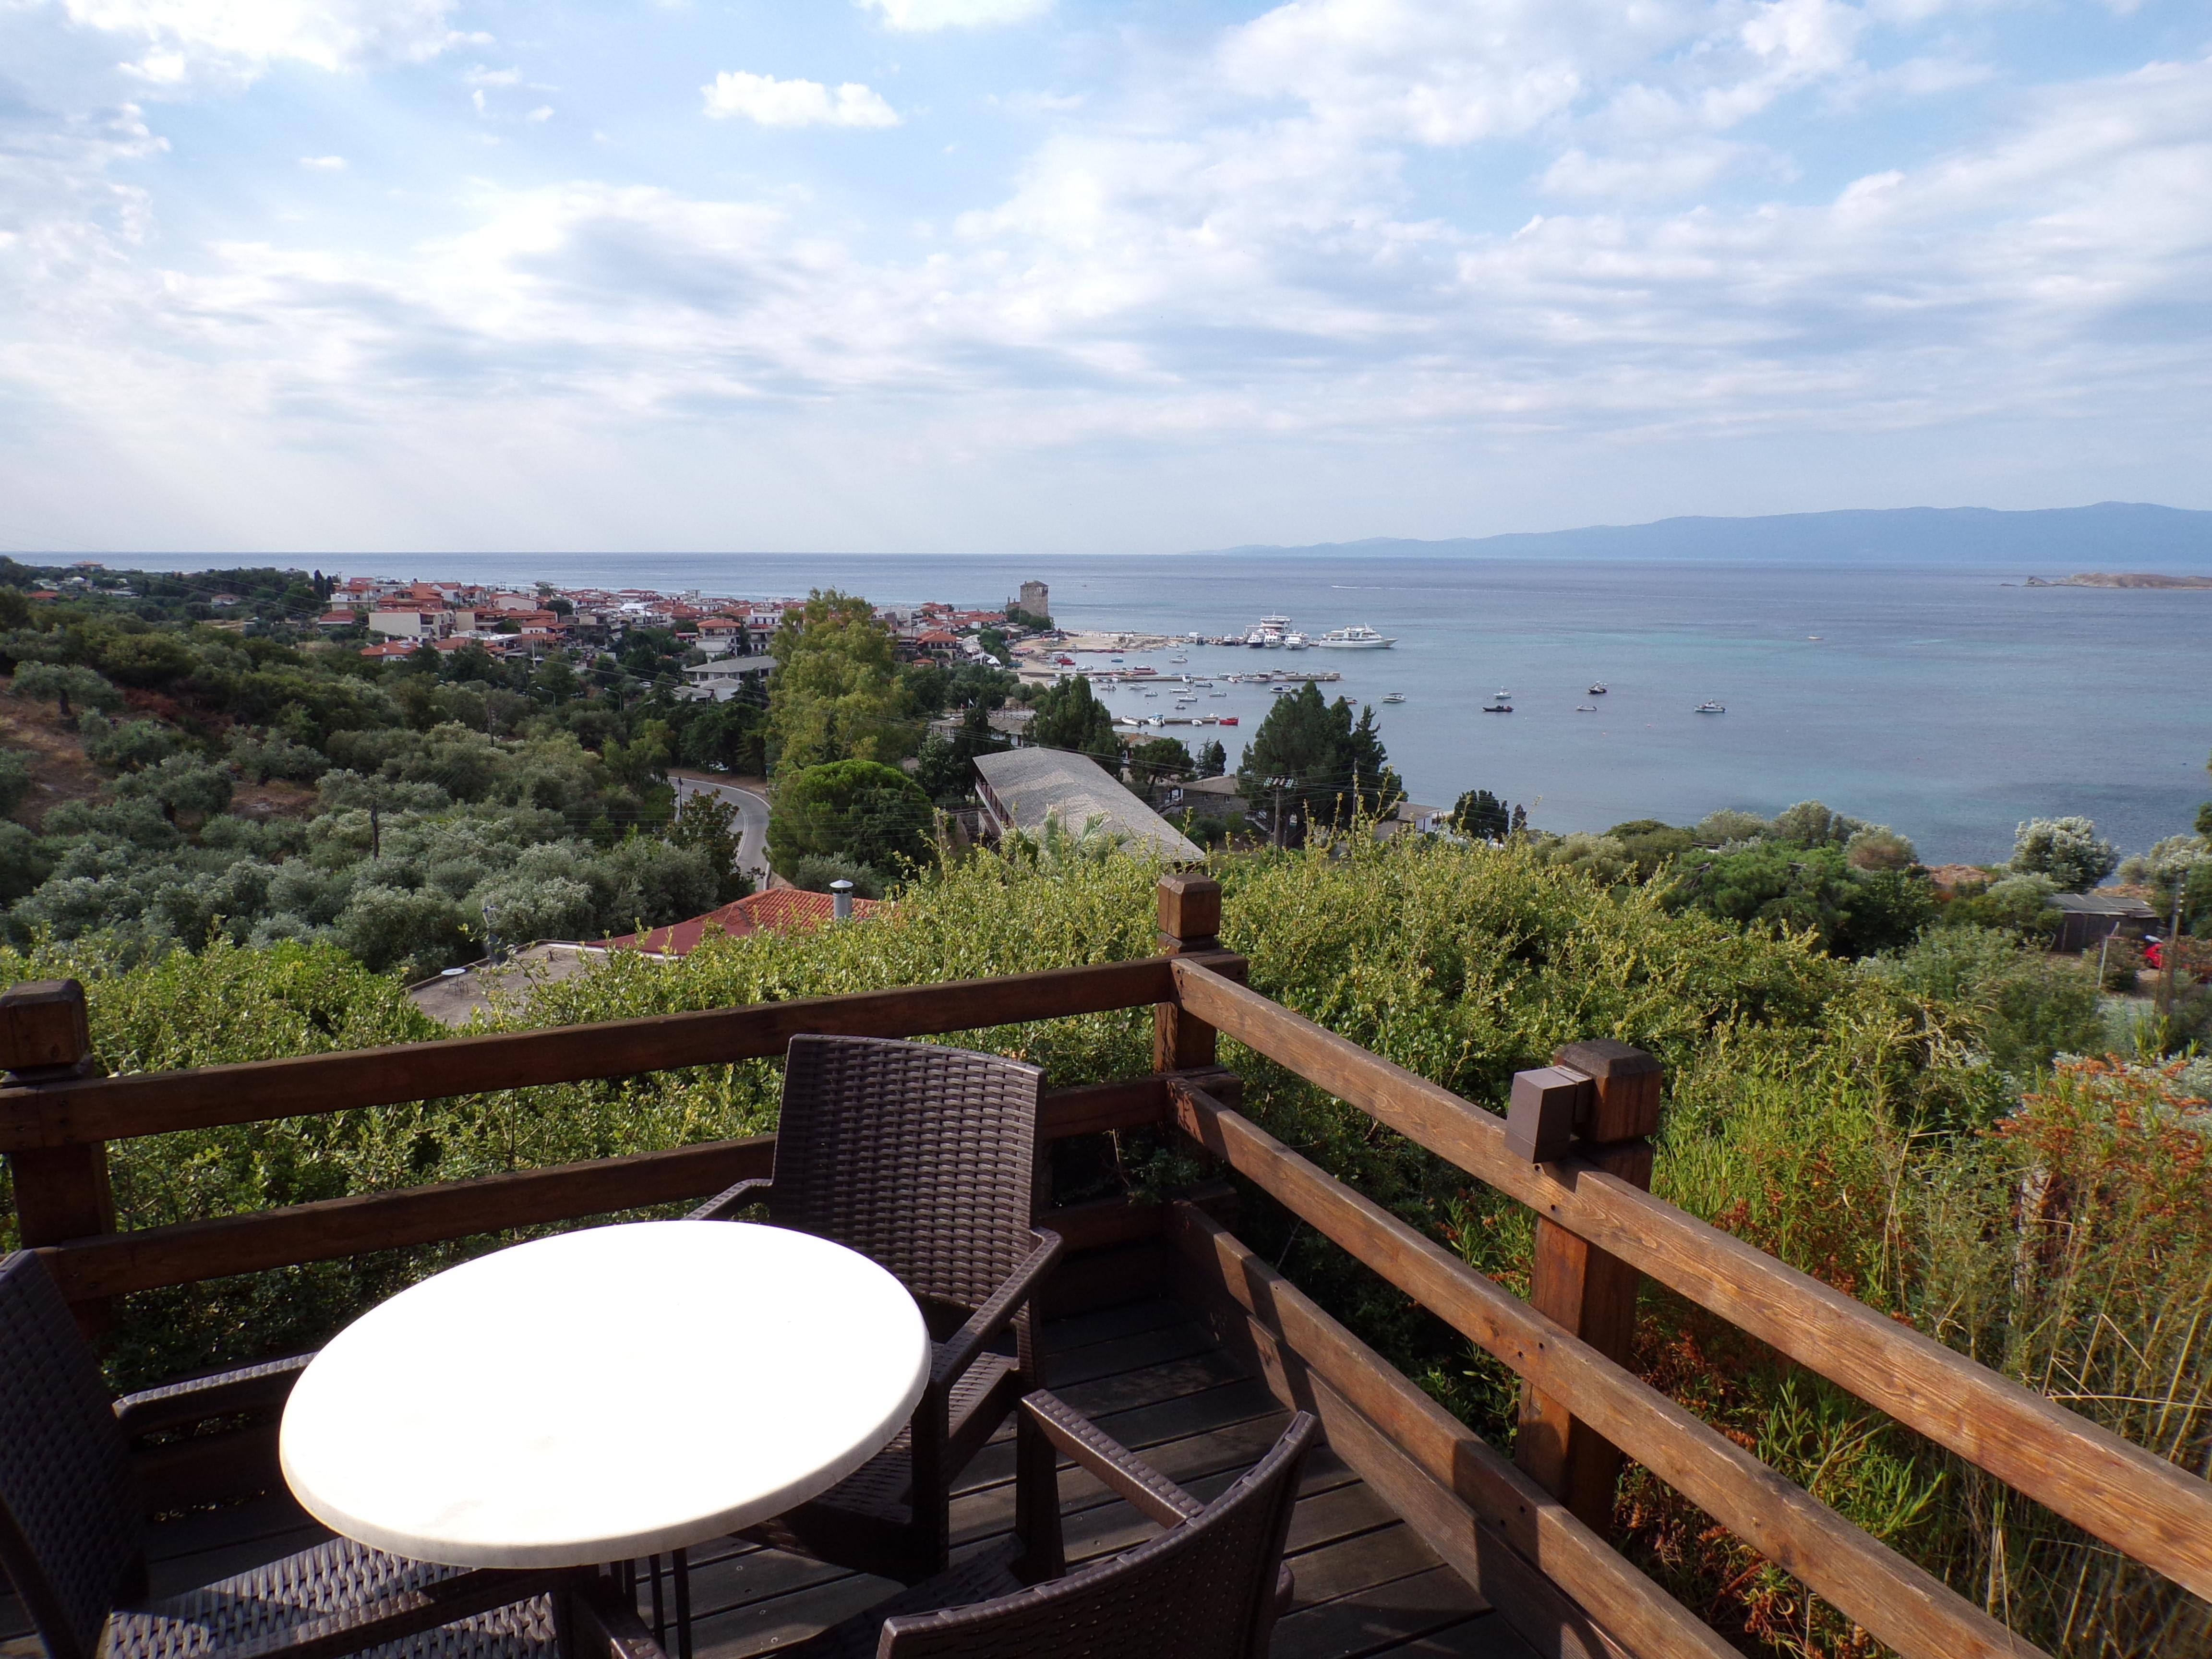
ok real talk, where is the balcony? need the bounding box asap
[3,874,2208,1659]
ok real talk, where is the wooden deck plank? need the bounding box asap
[1366,1615,1541,1659]
[1272,1564,1492,1659]
[5,1298,1523,1659]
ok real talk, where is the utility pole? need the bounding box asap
[2161,885,2185,1020]
[1265,776,1293,850]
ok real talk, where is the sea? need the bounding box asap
[116,551,2212,866]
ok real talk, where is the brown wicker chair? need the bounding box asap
[777,1391,1318,1659]
[688,1035,1064,1585]
[0,1250,564,1659]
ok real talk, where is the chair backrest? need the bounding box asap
[879,1411,1318,1659]
[770,1036,1044,1311]
[0,1252,145,1659]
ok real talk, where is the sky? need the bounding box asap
[1,0,2208,556]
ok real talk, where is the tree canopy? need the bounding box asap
[764,590,912,775]
[766,758,932,879]
[1027,675,1119,764]
[1235,682,1401,842]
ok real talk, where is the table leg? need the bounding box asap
[672,1548,693,1659]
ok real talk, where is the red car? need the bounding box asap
[2144,938,2166,971]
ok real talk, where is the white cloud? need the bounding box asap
[702,72,900,128]
[464,64,524,87]
[299,154,348,170]
[528,106,553,122]
[858,0,1050,32]
[60,0,465,87]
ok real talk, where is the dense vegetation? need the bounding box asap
[0,566,760,975]
[5,566,2212,1658]
[4,825,2207,1657]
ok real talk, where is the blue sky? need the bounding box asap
[2,0,2207,555]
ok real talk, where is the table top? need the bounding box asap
[278,1220,931,1569]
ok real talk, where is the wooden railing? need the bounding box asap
[3,872,2209,1659]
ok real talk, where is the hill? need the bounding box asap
[1198,502,2212,565]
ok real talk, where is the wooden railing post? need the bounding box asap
[1515,1038,1662,1532]
[1153,874,1243,1071]
[3,979,115,1331]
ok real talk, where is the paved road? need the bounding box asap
[672,773,771,885]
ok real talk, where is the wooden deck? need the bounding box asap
[0,1296,1531,1659]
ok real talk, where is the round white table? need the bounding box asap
[279,1220,930,1569]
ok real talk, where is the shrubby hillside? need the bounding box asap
[0,572,755,975]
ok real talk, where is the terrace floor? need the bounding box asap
[3,1297,1533,1659]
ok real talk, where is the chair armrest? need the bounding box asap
[1019,1389,1202,1529]
[1275,1562,1296,1617]
[690,1177,772,1221]
[932,1229,1062,1391]
[219,1567,558,1659]
[113,1352,316,1438]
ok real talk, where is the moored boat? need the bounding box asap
[1313,624,1395,649]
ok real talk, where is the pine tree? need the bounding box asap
[1029,676,1119,763]
[1236,683,1400,844]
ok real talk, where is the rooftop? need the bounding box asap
[605,887,884,956]
[973,747,1204,862]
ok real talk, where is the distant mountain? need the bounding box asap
[1198,502,2212,565]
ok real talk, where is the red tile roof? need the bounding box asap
[605,887,884,955]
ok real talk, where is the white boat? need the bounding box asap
[1209,691,1227,697]
[1587,682,1607,695]
[1576,704,1597,712]
[1695,701,1725,714]
[1169,655,1187,663]
[1382,692,1406,703]
[1313,625,1395,649]
[1283,632,1308,650]
[1252,613,1291,649]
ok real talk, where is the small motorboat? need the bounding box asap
[1382,692,1407,703]
[1219,716,1238,725]
[1695,701,1725,714]
[1482,703,1513,713]
[1576,704,1597,712]
[1493,689,1511,700]
[1169,655,1188,663]
[1806,636,1821,641]
[1588,682,1608,695]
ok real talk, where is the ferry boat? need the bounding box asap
[1245,614,1292,649]
[1313,624,1395,650]
[1695,701,1725,714]
[1382,692,1407,704]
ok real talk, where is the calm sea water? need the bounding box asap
[120,551,2212,865]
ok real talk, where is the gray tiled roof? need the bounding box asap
[974,747,1204,861]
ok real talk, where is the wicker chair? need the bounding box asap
[0,1249,569,1659]
[775,1391,1318,1659]
[688,1035,1065,1585]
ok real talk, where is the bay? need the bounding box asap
[119,551,2212,865]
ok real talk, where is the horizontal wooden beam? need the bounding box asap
[0,958,1180,1153]
[1166,1077,2042,1659]
[30,1072,1185,1304]
[1173,957,2212,1604]
[1165,1203,1730,1659]
[37,1138,777,1302]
